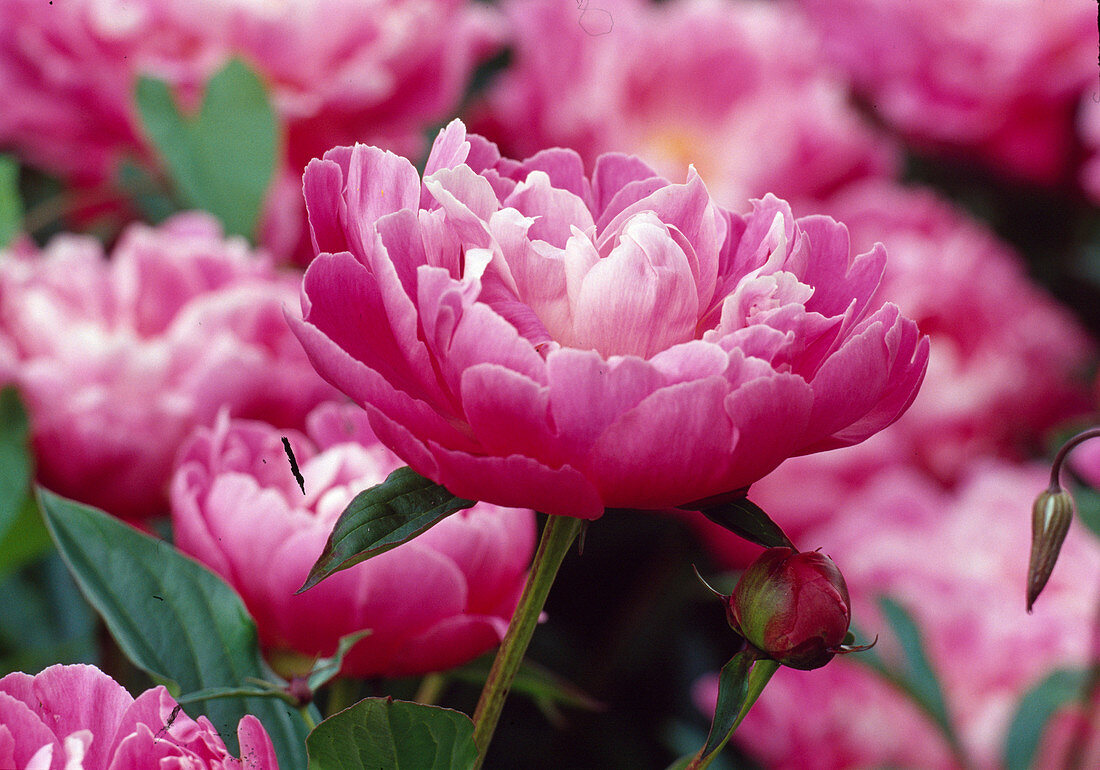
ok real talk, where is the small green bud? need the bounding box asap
[1027,486,1074,612]
[729,547,851,670]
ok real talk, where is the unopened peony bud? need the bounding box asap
[730,547,851,670]
[1027,486,1074,612]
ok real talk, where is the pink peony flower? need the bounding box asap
[468,0,897,212]
[0,213,337,521]
[171,402,536,678]
[0,0,501,259]
[698,461,1100,769]
[796,0,1098,185]
[0,663,278,769]
[291,120,928,518]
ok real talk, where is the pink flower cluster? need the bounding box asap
[796,0,1098,184]
[0,663,277,769]
[171,403,536,678]
[0,213,335,520]
[0,0,500,183]
[470,0,896,211]
[699,461,1100,769]
[291,120,928,517]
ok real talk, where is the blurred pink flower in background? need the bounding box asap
[0,0,501,258]
[0,663,278,769]
[818,181,1093,482]
[291,120,928,517]
[0,213,336,521]
[698,181,1093,560]
[698,461,1100,769]
[469,0,897,211]
[796,0,1098,185]
[171,402,536,678]
[1079,94,1100,205]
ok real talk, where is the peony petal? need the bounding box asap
[303,156,351,257]
[504,170,595,248]
[424,437,604,517]
[461,364,562,465]
[573,215,699,358]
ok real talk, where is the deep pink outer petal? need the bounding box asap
[423,435,604,518]
[804,304,930,451]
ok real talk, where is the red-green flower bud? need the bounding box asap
[729,547,851,670]
[1027,486,1074,612]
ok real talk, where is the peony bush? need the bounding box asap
[0,213,336,520]
[171,402,536,678]
[291,120,928,517]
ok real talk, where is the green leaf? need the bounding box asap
[1069,482,1100,539]
[299,466,475,593]
[876,597,953,736]
[306,697,479,770]
[136,58,278,240]
[1003,668,1088,770]
[0,156,21,248]
[449,655,604,713]
[688,651,778,768]
[685,497,794,550]
[0,388,49,580]
[0,496,52,582]
[115,160,182,224]
[37,489,309,767]
[0,387,32,535]
[308,630,373,693]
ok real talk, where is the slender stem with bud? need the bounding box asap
[1048,428,1100,490]
[1027,428,1100,612]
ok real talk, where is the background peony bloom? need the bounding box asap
[815,181,1093,482]
[0,0,502,258]
[696,181,1093,559]
[1079,94,1100,205]
[469,0,896,212]
[796,0,1098,185]
[0,663,278,769]
[171,402,537,678]
[698,461,1100,769]
[0,213,336,521]
[291,120,928,518]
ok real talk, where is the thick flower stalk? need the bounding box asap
[0,663,278,768]
[0,213,336,520]
[292,120,928,517]
[171,402,537,678]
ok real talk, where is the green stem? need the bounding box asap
[471,514,584,768]
[414,672,448,706]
